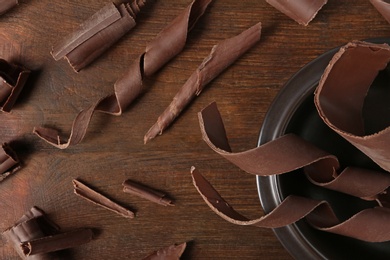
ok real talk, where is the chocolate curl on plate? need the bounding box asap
[144,22,262,143]
[33,0,212,149]
[123,179,174,206]
[191,167,390,242]
[0,58,30,112]
[266,0,327,26]
[142,242,186,260]
[0,143,21,182]
[73,179,135,218]
[52,1,147,72]
[0,0,18,15]
[198,102,390,201]
[370,0,390,24]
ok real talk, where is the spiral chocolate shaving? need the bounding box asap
[0,0,17,15]
[34,0,213,149]
[52,1,147,72]
[0,143,20,182]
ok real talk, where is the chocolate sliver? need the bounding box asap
[34,0,212,148]
[0,143,21,182]
[142,242,186,260]
[266,0,327,26]
[0,59,30,112]
[122,179,174,206]
[144,22,262,143]
[314,41,390,172]
[20,229,93,256]
[191,167,390,242]
[370,0,390,24]
[73,179,135,219]
[0,0,17,15]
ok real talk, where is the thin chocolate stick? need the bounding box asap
[0,0,17,15]
[122,179,174,206]
[0,143,21,182]
[34,0,213,149]
[144,22,261,143]
[52,1,147,72]
[21,229,94,256]
[142,242,187,260]
[73,179,135,218]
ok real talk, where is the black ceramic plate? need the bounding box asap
[257,38,390,260]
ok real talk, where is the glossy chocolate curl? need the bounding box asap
[266,0,327,26]
[191,167,390,242]
[198,102,390,201]
[123,179,174,206]
[0,0,17,15]
[370,0,390,24]
[142,242,186,260]
[144,22,262,143]
[34,0,213,149]
[0,143,20,182]
[73,179,135,218]
[52,1,146,72]
[0,59,30,112]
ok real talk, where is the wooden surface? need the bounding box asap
[0,0,390,259]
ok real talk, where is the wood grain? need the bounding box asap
[0,0,389,259]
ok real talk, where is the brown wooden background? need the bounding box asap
[0,0,390,259]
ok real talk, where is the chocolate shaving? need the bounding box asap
[370,0,390,24]
[73,179,135,219]
[191,167,390,242]
[0,0,17,15]
[34,0,212,149]
[266,0,327,26]
[20,229,93,257]
[144,22,262,143]
[0,143,20,182]
[0,59,30,112]
[52,1,146,72]
[142,242,186,260]
[123,179,174,206]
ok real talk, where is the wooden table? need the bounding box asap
[0,0,389,259]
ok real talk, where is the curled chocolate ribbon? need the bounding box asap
[266,0,327,26]
[144,22,262,143]
[52,1,147,72]
[0,0,18,15]
[193,41,390,242]
[34,0,213,149]
[0,143,20,182]
[0,59,30,112]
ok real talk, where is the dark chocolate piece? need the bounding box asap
[123,179,174,206]
[142,242,186,260]
[52,1,146,71]
[0,143,20,182]
[0,59,30,112]
[144,22,262,143]
[266,0,327,26]
[370,0,390,24]
[73,179,135,218]
[0,0,17,15]
[34,0,213,149]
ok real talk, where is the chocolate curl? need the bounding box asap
[0,143,21,182]
[20,229,94,257]
[33,0,212,149]
[314,41,390,172]
[0,59,30,112]
[266,0,327,26]
[191,167,390,242]
[370,0,390,24]
[144,22,262,143]
[73,179,135,219]
[142,242,186,260]
[123,179,174,206]
[52,1,147,72]
[0,0,18,15]
[198,102,390,201]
